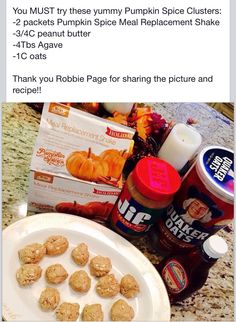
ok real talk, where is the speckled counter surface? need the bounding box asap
[2,103,234,321]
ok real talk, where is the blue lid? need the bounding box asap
[196,146,234,202]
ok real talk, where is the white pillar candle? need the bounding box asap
[158,123,202,171]
[103,103,134,115]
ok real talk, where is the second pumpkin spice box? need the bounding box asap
[27,170,120,223]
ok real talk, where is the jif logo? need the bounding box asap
[118,199,151,225]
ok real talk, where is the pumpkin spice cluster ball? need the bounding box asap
[16,264,42,286]
[18,243,46,264]
[96,274,120,298]
[110,299,135,321]
[82,304,104,321]
[120,274,140,298]
[89,255,112,277]
[39,287,60,311]
[69,270,91,293]
[71,243,89,266]
[46,264,68,284]
[44,235,69,256]
[56,302,80,321]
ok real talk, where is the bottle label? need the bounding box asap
[111,183,165,236]
[162,259,188,294]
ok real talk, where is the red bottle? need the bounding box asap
[156,235,228,304]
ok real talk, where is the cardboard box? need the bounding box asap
[30,103,135,187]
[28,170,120,223]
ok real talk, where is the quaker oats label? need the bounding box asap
[162,259,188,294]
[151,147,234,254]
[203,148,234,195]
[164,203,211,245]
[159,147,234,250]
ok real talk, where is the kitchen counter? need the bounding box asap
[2,103,234,321]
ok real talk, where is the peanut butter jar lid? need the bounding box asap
[132,157,181,202]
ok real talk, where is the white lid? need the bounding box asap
[196,145,234,203]
[203,235,228,259]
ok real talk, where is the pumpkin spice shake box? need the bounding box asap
[30,103,135,188]
[28,170,120,223]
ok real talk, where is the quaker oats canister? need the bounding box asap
[151,146,234,254]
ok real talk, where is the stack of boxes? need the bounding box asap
[28,103,135,223]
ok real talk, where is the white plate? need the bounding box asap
[3,213,170,321]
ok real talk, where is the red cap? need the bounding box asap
[132,157,181,202]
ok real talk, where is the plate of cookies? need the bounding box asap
[2,213,170,321]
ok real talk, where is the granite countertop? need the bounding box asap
[2,103,234,321]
